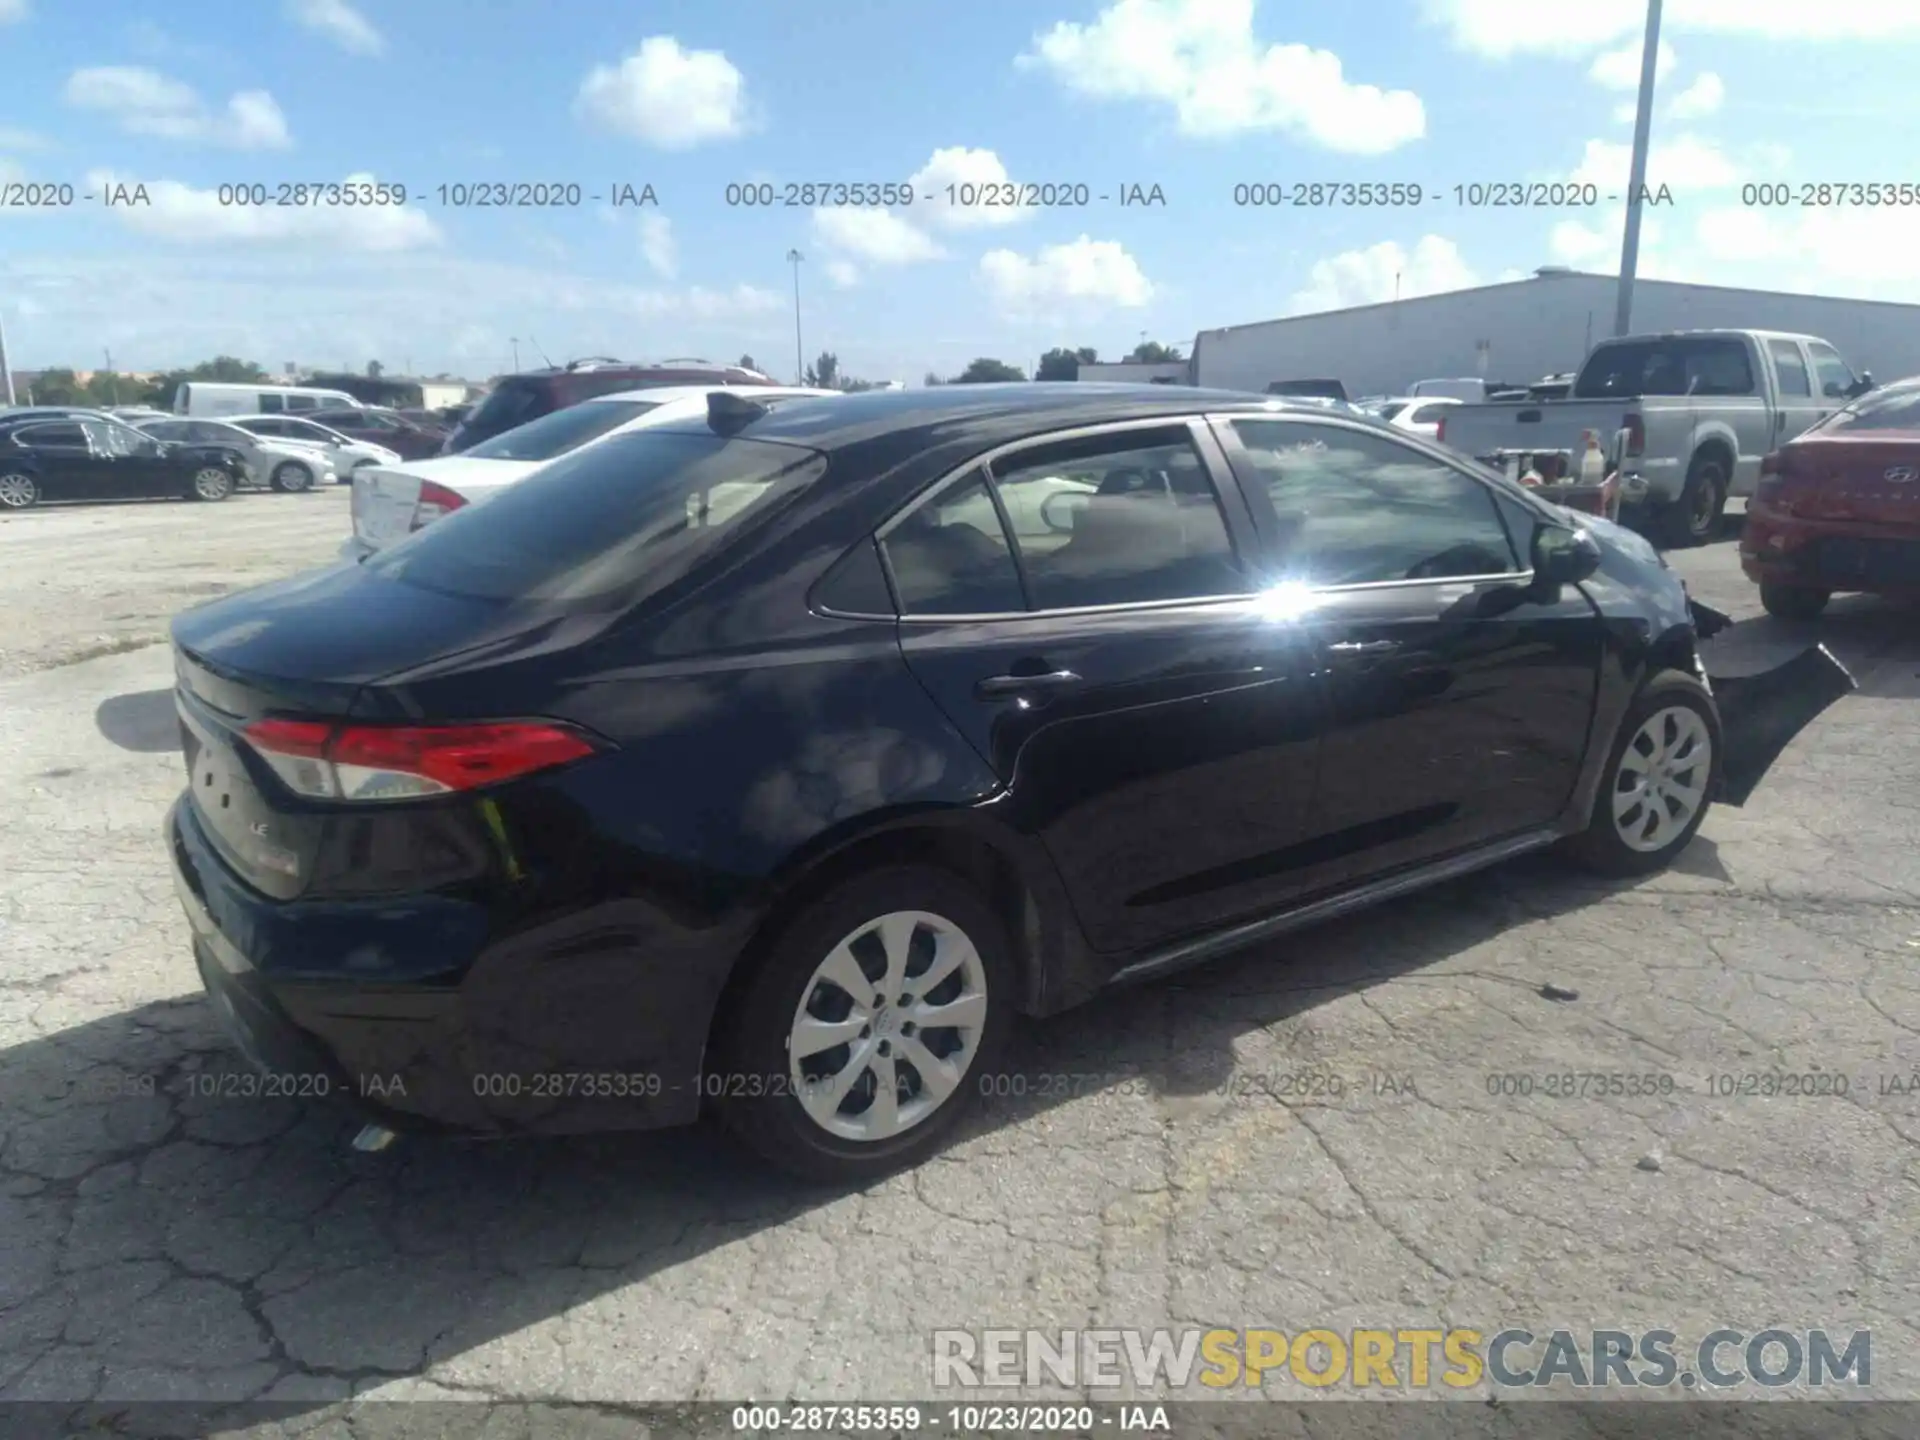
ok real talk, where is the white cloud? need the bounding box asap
[1017,0,1424,154]
[1423,0,1920,56]
[286,0,383,56]
[825,259,860,289]
[1612,101,1637,125]
[1588,38,1674,88]
[1287,235,1478,314]
[575,38,747,149]
[637,213,677,278]
[1569,134,1742,192]
[0,0,26,22]
[811,207,944,265]
[1668,72,1725,119]
[976,236,1153,320]
[0,250,788,375]
[64,68,290,148]
[0,127,50,150]
[907,147,1026,229]
[85,171,441,252]
[1688,204,1920,291]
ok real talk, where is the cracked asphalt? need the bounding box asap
[1,489,1916,1424]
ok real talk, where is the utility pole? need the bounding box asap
[104,349,118,404]
[510,337,520,372]
[787,249,805,384]
[0,308,12,406]
[1615,0,1663,337]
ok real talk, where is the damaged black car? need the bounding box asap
[163,385,1855,1181]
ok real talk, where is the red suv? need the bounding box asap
[442,358,779,454]
[1741,375,1920,618]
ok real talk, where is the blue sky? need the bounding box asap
[4,0,1920,384]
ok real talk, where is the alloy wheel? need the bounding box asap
[786,909,989,1143]
[1612,705,1712,852]
[194,467,234,500]
[0,472,37,508]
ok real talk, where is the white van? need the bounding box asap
[174,382,364,418]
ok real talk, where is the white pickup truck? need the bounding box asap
[1438,329,1874,547]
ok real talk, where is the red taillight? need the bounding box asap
[1622,413,1645,457]
[243,718,600,802]
[410,480,467,531]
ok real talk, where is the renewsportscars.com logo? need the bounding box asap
[931,1327,1871,1392]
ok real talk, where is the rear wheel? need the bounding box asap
[1760,583,1829,620]
[1565,670,1720,876]
[713,866,1012,1182]
[1656,455,1727,549]
[269,460,314,494]
[190,466,235,502]
[0,471,40,509]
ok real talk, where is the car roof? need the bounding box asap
[587,384,836,406]
[647,383,1325,453]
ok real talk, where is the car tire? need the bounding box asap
[189,466,236,502]
[712,865,1014,1183]
[0,471,40,510]
[1760,583,1830,620]
[270,461,314,494]
[1564,669,1722,877]
[1654,455,1728,549]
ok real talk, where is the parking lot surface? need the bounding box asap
[1,493,1916,1411]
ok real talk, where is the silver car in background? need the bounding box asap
[135,416,336,493]
[226,413,400,481]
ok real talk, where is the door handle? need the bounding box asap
[1328,640,1399,656]
[974,669,1081,699]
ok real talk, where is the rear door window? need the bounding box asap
[463,399,663,461]
[258,392,285,413]
[365,430,828,605]
[16,422,87,448]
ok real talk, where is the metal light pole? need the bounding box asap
[1614,0,1663,337]
[510,337,520,371]
[0,309,12,406]
[104,349,118,404]
[787,249,805,383]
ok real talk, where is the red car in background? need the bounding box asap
[309,406,447,462]
[1741,376,1920,619]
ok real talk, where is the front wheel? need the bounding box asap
[0,471,40,509]
[190,466,236,502]
[1564,670,1721,877]
[269,461,314,494]
[712,866,1013,1182]
[1760,583,1830,620]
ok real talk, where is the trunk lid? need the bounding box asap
[1776,433,1920,528]
[170,564,544,898]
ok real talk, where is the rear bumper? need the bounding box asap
[166,795,708,1135]
[1740,510,1920,595]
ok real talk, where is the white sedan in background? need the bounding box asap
[227,413,400,480]
[136,416,337,492]
[342,384,836,559]
[1370,396,1461,439]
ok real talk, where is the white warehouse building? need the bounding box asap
[1185,268,1920,398]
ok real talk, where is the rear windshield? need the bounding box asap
[463,399,662,461]
[1574,338,1755,398]
[1816,386,1920,434]
[459,380,548,444]
[365,429,828,604]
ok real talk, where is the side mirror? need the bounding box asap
[1530,523,1601,599]
[1851,372,1874,397]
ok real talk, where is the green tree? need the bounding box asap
[923,371,944,387]
[840,378,880,392]
[1127,340,1183,363]
[738,353,757,370]
[1036,346,1098,382]
[802,351,840,389]
[367,359,384,378]
[953,358,1026,383]
[30,368,80,404]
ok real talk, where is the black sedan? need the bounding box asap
[164,385,1854,1180]
[0,414,247,509]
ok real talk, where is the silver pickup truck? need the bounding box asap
[1438,329,1874,547]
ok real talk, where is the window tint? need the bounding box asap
[143,421,193,441]
[1768,341,1811,397]
[1406,404,1448,426]
[460,380,547,443]
[1574,338,1755,398]
[464,399,663,461]
[813,538,896,615]
[87,421,143,456]
[360,411,403,431]
[366,430,826,605]
[1818,384,1920,433]
[1374,401,1410,422]
[286,420,334,441]
[286,394,317,411]
[1231,420,1520,586]
[881,472,1025,615]
[16,422,86,447]
[1807,343,1858,399]
[191,422,241,444]
[989,429,1245,609]
[258,392,285,413]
